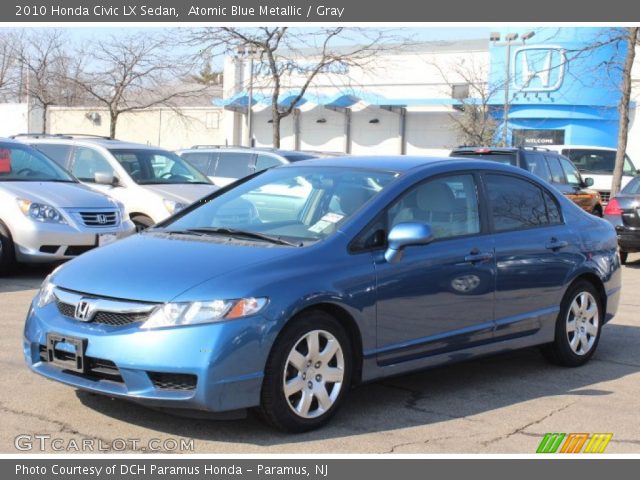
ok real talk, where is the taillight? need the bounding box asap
[604,198,623,215]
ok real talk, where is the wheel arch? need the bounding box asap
[278,302,364,386]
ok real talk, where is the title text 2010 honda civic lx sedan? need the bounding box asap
[23,156,621,432]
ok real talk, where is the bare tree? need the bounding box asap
[14,30,76,132]
[191,27,408,147]
[429,57,500,147]
[611,27,639,197]
[0,31,22,102]
[72,33,210,138]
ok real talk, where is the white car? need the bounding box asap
[545,145,638,204]
[0,138,135,275]
[19,135,218,231]
[176,146,319,187]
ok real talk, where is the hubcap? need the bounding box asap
[566,291,599,356]
[283,329,345,419]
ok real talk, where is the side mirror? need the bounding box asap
[94,171,118,186]
[384,222,434,264]
[583,177,594,187]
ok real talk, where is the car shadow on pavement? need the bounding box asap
[75,322,640,446]
[0,265,55,293]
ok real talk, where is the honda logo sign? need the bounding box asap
[512,46,566,92]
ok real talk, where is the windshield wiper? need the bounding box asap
[185,227,302,247]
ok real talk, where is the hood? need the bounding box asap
[143,184,218,204]
[52,232,293,302]
[1,181,117,208]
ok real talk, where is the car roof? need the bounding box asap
[177,146,320,157]
[16,135,168,151]
[284,155,518,174]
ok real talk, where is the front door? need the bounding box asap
[373,173,496,365]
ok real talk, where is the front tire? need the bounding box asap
[620,251,628,265]
[131,215,154,232]
[542,280,602,367]
[259,311,352,432]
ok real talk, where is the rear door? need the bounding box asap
[483,173,580,339]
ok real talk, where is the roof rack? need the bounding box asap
[190,144,249,149]
[11,133,114,140]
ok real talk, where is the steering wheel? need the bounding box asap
[17,168,36,176]
[160,172,174,179]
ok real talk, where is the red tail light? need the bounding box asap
[604,198,623,215]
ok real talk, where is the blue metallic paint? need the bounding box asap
[23,158,621,414]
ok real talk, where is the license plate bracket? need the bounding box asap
[46,333,87,372]
[98,233,117,247]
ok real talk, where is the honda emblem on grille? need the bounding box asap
[96,214,108,224]
[74,300,93,321]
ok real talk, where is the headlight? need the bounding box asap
[36,275,56,308]
[141,297,268,329]
[17,199,66,224]
[163,199,187,214]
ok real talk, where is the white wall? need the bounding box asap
[299,107,345,152]
[350,107,401,155]
[0,104,29,137]
[405,112,460,155]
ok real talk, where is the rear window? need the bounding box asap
[622,177,640,194]
[452,151,517,166]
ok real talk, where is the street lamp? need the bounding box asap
[491,31,535,146]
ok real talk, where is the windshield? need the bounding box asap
[562,149,638,175]
[0,143,76,182]
[109,149,211,185]
[160,166,398,243]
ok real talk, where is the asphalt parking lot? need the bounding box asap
[1,258,639,454]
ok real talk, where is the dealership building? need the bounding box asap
[219,27,640,161]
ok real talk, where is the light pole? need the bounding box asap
[237,45,258,147]
[491,31,535,146]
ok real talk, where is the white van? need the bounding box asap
[18,135,218,230]
[545,145,638,204]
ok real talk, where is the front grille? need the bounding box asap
[56,300,76,318]
[93,311,149,326]
[148,372,197,391]
[79,211,119,227]
[600,191,610,204]
[38,345,123,383]
[55,299,149,326]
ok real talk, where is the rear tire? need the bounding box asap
[259,311,353,433]
[131,215,154,232]
[0,222,17,277]
[620,251,628,265]
[542,280,602,367]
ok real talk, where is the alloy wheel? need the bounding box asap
[282,329,345,419]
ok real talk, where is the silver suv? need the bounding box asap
[0,139,134,275]
[176,146,319,187]
[18,135,217,231]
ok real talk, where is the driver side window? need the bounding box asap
[351,174,481,251]
[388,174,480,240]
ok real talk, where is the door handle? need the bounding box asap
[464,251,494,263]
[545,238,569,250]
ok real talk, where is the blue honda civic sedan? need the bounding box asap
[24,156,621,432]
